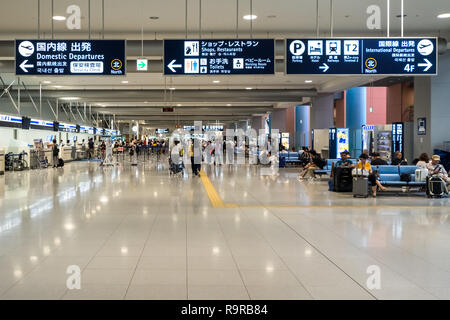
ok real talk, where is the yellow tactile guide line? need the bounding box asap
[199,170,444,210]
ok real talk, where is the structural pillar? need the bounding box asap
[310,94,334,130]
[414,52,450,156]
[295,105,310,149]
[346,87,367,158]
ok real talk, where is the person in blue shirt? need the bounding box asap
[335,151,353,167]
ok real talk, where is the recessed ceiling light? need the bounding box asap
[169,87,176,90]
[213,80,220,83]
[226,104,232,106]
[144,101,148,103]
[121,80,128,84]
[149,16,159,20]
[52,16,66,21]
[305,80,313,83]
[177,104,182,106]
[437,13,450,19]
[243,14,257,20]
[60,97,79,101]
[42,80,52,84]
[53,85,63,88]
[245,87,253,90]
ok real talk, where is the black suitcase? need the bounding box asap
[426,175,447,198]
[334,167,353,192]
[57,158,64,167]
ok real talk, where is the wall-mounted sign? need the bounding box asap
[136,58,148,71]
[417,117,426,136]
[286,38,437,75]
[15,40,126,75]
[164,39,274,75]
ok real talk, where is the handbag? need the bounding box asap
[400,173,412,182]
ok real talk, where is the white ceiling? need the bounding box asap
[0,0,449,38]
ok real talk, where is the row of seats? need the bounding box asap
[279,152,303,165]
[314,159,358,175]
[375,165,425,186]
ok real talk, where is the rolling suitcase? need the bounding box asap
[57,158,64,167]
[334,167,353,192]
[426,175,448,198]
[353,176,369,198]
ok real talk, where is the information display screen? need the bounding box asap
[164,39,274,75]
[15,40,126,75]
[286,38,437,75]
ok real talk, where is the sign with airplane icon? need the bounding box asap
[286,37,437,75]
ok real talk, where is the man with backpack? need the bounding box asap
[52,139,59,168]
[88,138,95,161]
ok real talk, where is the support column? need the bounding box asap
[295,105,310,149]
[346,87,366,158]
[310,94,334,129]
[414,52,450,156]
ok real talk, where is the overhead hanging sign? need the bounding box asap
[15,40,126,75]
[286,37,437,75]
[164,39,274,75]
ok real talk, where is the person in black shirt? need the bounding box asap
[299,150,324,179]
[370,152,388,166]
[391,151,407,166]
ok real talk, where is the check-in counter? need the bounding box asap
[61,146,74,162]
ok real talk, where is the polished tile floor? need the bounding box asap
[0,157,449,300]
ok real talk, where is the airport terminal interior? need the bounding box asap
[0,0,450,300]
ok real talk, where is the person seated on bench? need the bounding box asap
[298,147,311,167]
[335,151,354,167]
[370,152,388,166]
[356,153,388,197]
[416,153,430,168]
[391,151,408,166]
[427,155,449,182]
[299,150,325,180]
[329,151,354,190]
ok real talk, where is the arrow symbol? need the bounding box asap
[19,60,34,73]
[138,61,146,68]
[167,59,182,73]
[418,59,432,72]
[319,63,329,72]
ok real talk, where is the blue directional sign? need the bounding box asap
[286,38,437,75]
[164,39,274,75]
[15,40,126,75]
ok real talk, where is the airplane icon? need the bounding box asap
[20,45,33,50]
[419,43,431,49]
